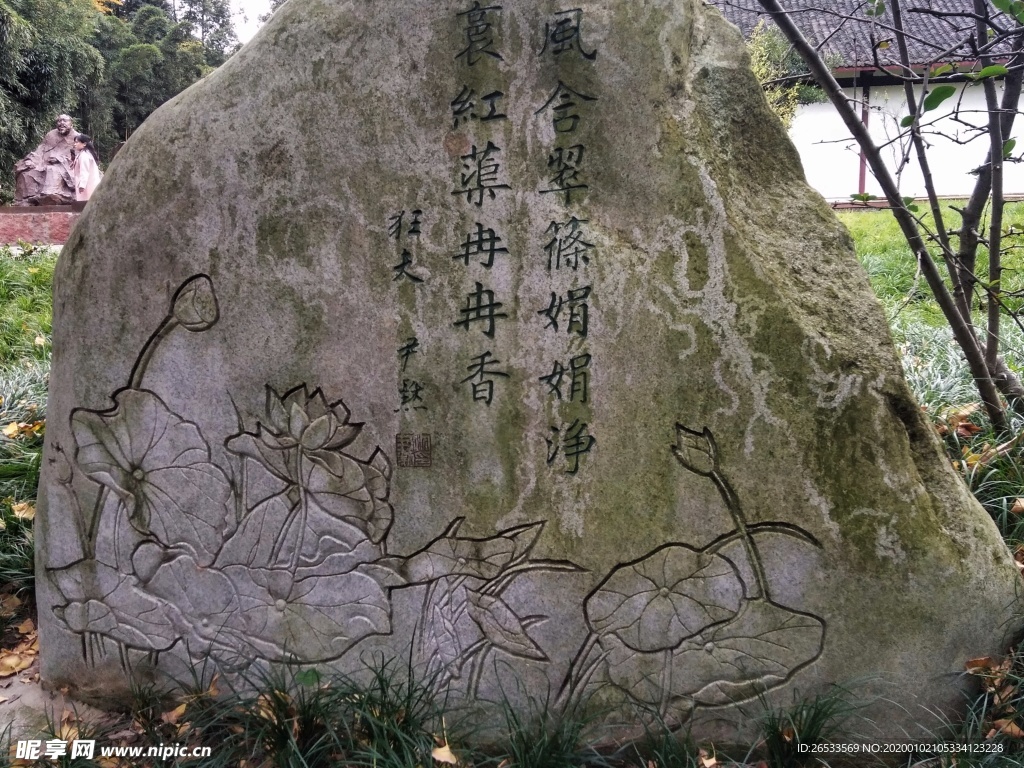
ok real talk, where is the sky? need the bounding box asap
[230,0,273,44]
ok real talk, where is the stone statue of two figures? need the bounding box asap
[13,115,78,206]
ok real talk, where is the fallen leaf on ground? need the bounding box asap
[698,748,718,767]
[12,635,38,655]
[256,693,284,722]
[993,719,1024,738]
[995,683,1017,707]
[432,742,459,765]
[161,702,187,725]
[1,421,43,440]
[967,432,1024,469]
[0,594,21,614]
[0,653,32,676]
[16,618,34,634]
[966,656,995,673]
[957,421,983,437]
[942,402,982,424]
[11,502,33,521]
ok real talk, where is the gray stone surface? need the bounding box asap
[38,0,1021,742]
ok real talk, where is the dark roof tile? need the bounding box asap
[709,0,1013,68]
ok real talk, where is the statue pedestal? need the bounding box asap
[0,204,84,246]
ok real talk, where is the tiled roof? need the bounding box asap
[709,0,1013,69]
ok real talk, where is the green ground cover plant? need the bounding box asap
[0,246,53,660]
[0,245,53,367]
[5,225,1024,765]
[838,202,1024,328]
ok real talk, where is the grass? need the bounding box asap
[160,657,450,768]
[749,687,855,768]
[493,688,607,768]
[620,715,700,768]
[0,244,54,367]
[0,246,51,701]
[0,359,47,502]
[838,201,1024,325]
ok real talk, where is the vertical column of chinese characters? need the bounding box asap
[535,9,598,476]
[390,208,435,469]
[451,2,512,407]
[389,208,429,415]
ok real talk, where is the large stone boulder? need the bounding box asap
[38,0,1021,742]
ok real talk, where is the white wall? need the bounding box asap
[789,82,1024,201]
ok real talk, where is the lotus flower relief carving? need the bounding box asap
[225,384,394,557]
[51,272,825,723]
[171,275,219,332]
[585,545,745,653]
[52,275,587,675]
[70,388,233,567]
[556,424,826,719]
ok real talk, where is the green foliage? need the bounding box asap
[0,0,102,202]
[992,0,1024,26]
[839,201,1024,322]
[974,64,1010,79]
[0,0,235,194]
[754,687,853,768]
[0,357,47,600]
[746,18,828,127]
[624,716,700,768]
[178,0,236,66]
[0,247,52,604]
[179,657,447,768]
[0,499,35,598]
[81,3,216,153]
[113,0,171,20]
[923,83,957,111]
[747,20,800,128]
[865,0,887,17]
[494,690,606,768]
[896,316,1024,554]
[258,0,288,24]
[841,205,1024,558]
[0,246,55,366]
